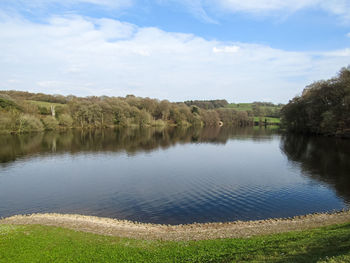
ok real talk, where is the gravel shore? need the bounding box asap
[1,211,350,241]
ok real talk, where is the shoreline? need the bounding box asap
[1,211,350,241]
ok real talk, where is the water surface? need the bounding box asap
[0,127,349,224]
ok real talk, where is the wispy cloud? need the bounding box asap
[0,15,349,102]
[217,0,350,22]
[0,0,133,12]
[3,0,350,24]
[213,0,319,13]
[156,0,217,24]
[167,0,350,23]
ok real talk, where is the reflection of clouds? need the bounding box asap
[0,140,346,224]
[1,129,348,224]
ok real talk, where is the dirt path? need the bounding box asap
[1,211,350,241]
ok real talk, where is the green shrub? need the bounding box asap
[152,119,166,127]
[42,116,59,130]
[0,113,13,132]
[17,114,44,133]
[38,106,50,115]
[58,114,73,128]
[0,97,21,111]
[139,110,152,126]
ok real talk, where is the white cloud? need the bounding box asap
[324,48,350,57]
[7,79,21,84]
[37,80,66,88]
[347,32,350,38]
[0,15,349,103]
[319,1,350,22]
[213,45,240,53]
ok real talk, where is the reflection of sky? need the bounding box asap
[0,137,347,224]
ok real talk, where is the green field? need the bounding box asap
[226,103,256,111]
[253,116,281,124]
[226,103,283,112]
[1,223,350,262]
[226,103,282,124]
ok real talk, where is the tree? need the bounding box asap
[282,66,350,136]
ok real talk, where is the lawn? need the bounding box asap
[1,223,350,262]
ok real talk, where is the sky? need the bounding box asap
[0,1,350,103]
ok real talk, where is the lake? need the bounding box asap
[0,127,349,225]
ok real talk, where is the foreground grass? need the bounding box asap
[1,223,350,263]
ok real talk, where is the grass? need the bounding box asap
[226,103,256,111]
[226,103,283,112]
[1,223,350,262]
[253,116,281,124]
[225,103,282,124]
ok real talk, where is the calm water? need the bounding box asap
[0,127,349,224]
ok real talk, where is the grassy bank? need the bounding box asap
[1,223,350,262]
[253,116,281,124]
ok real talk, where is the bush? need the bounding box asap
[42,116,59,130]
[139,110,152,126]
[58,114,73,128]
[17,114,44,133]
[152,119,166,127]
[38,106,50,115]
[0,97,21,111]
[0,113,13,132]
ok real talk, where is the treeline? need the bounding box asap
[1,90,68,104]
[184,99,229,109]
[281,66,350,137]
[0,91,253,133]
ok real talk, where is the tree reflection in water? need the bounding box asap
[0,126,279,164]
[280,133,350,204]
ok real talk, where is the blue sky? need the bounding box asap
[1,0,350,102]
